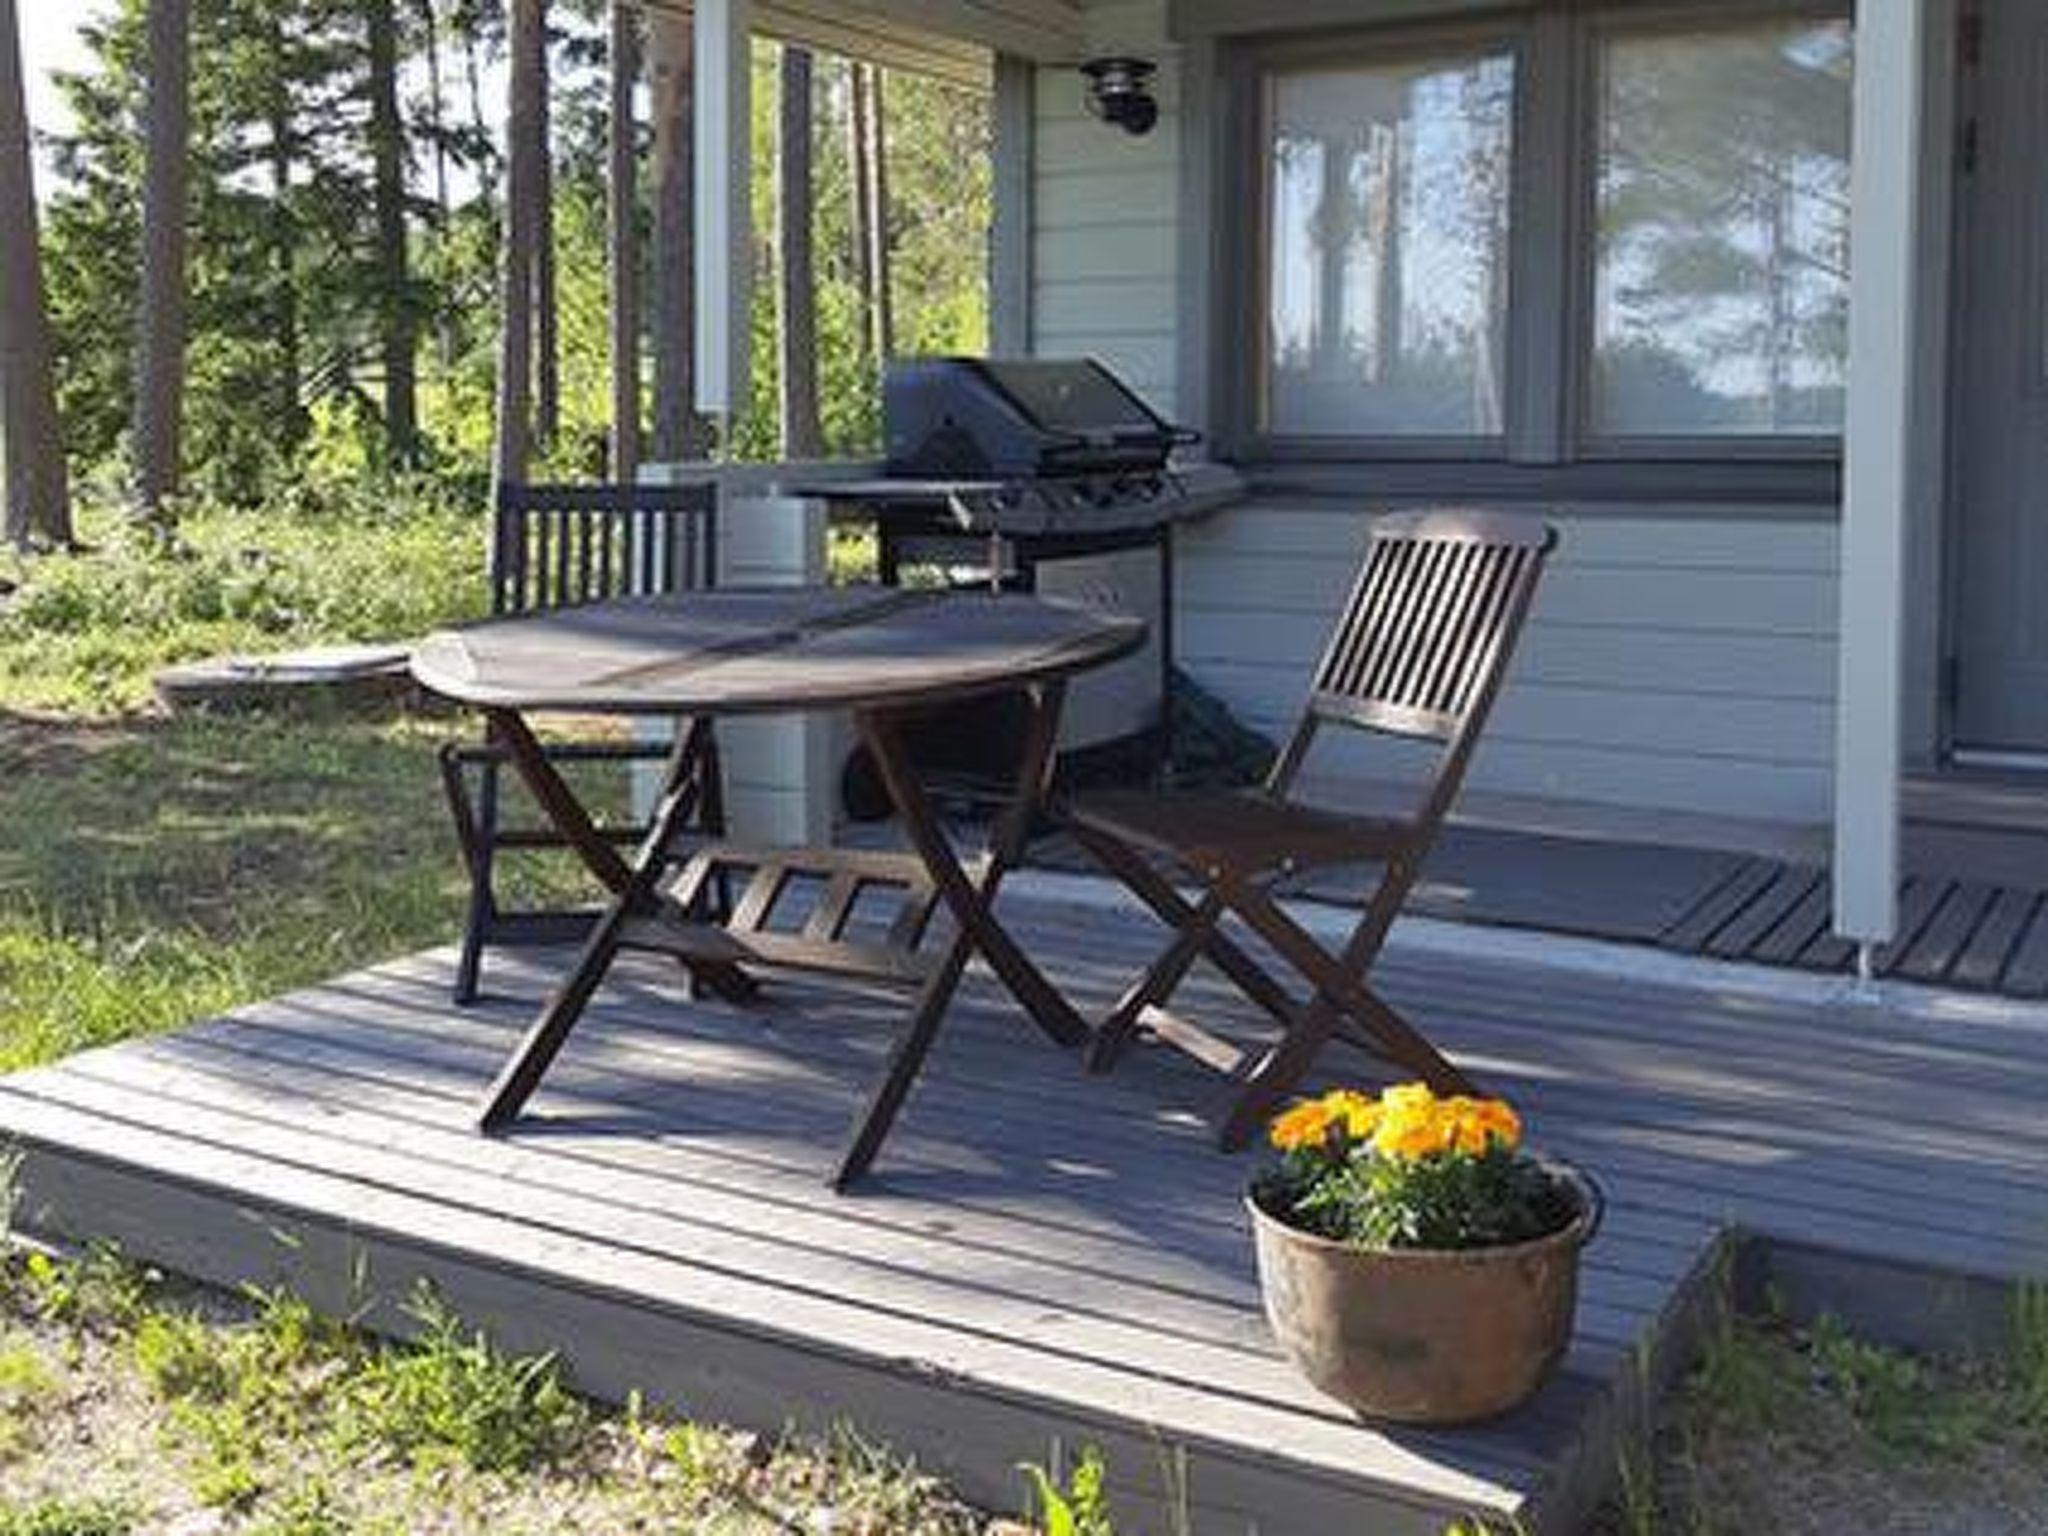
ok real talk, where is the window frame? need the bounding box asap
[1214,0,1854,487]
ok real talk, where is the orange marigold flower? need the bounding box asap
[1269,1098,1336,1153]
[1431,1095,1522,1156]
[1475,1097,1522,1148]
[1375,1113,1451,1162]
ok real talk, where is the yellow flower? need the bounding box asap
[1275,1082,1523,1162]
[1269,1098,1336,1153]
[1371,1083,1452,1162]
[1322,1089,1383,1139]
[1380,1083,1438,1117]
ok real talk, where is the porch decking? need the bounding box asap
[1,879,2044,1533]
[1231,803,2048,994]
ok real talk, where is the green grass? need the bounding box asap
[1611,1306,2048,1533]
[0,1502,132,1536]
[0,487,486,718]
[0,484,625,1071]
[0,1248,986,1533]
[335,1287,588,1475]
[0,707,616,1072]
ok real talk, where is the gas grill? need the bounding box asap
[796,357,1219,814]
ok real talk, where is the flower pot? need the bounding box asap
[1246,1164,1601,1425]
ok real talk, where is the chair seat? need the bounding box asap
[1067,788,1409,879]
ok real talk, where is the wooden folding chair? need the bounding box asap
[438,481,727,1004]
[1065,510,1556,1148]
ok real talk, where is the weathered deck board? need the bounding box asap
[1033,811,2048,997]
[7,882,2048,1533]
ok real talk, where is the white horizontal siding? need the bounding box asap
[1030,6,1842,830]
[1176,504,1841,825]
[1030,0,1182,423]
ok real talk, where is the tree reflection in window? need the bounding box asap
[1264,52,1515,437]
[1592,20,1853,437]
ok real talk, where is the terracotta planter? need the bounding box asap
[1247,1165,1601,1425]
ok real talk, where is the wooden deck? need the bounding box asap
[3,879,2046,1533]
[1253,818,2048,994]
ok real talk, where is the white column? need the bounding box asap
[694,0,751,419]
[1832,0,1928,956]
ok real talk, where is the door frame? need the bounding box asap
[1935,0,2029,770]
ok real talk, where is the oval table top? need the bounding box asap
[410,586,1148,716]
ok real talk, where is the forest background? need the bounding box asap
[7,0,991,545]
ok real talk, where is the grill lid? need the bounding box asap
[884,356,1196,480]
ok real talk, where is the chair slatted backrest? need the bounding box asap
[492,482,719,617]
[1306,511,1553,742]
[1267,510,1555,822]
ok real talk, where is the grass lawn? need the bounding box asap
[0,1246,992,1535]
[1599,1302,2048,1536]
[0,492,596,1073]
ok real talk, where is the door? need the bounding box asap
[1951,2,2048,753]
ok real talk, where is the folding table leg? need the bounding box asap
[834,682,1082,1188]
[475,714,749,1133]
[438,740,500,1006]
[487,710,753,1005]
[858,687,1088,1050]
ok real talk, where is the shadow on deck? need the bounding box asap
[2,879,2044,1533]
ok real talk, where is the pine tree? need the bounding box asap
[131,0,189,522]
[0,0,72,546]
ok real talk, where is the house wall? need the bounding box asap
[1034,0,1843,840]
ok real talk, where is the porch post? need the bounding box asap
[694,0,751,424]
[1832,0,1928,964]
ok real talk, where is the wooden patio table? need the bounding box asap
[410,586,1146,1188]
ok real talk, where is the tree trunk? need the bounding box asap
[0,0,66,547]
[461,0,494,211]
[847,60,872,372]
[607,1,640,482]
[649,11,708,461]
[419,0,455,366]
[419,0,452,227]
[492,0,544,497]
[128,0,188,527]
[533,16,559,451]
[776,45,821,458]
[265,7,300,447]
[368,0,418,464]
[863,66,893,363]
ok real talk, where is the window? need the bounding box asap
[1590,20,1854,437]
[1232,6,1853,474]
[1262,50,1515,438]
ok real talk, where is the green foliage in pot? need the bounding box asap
[1251,1084,1578,1251]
